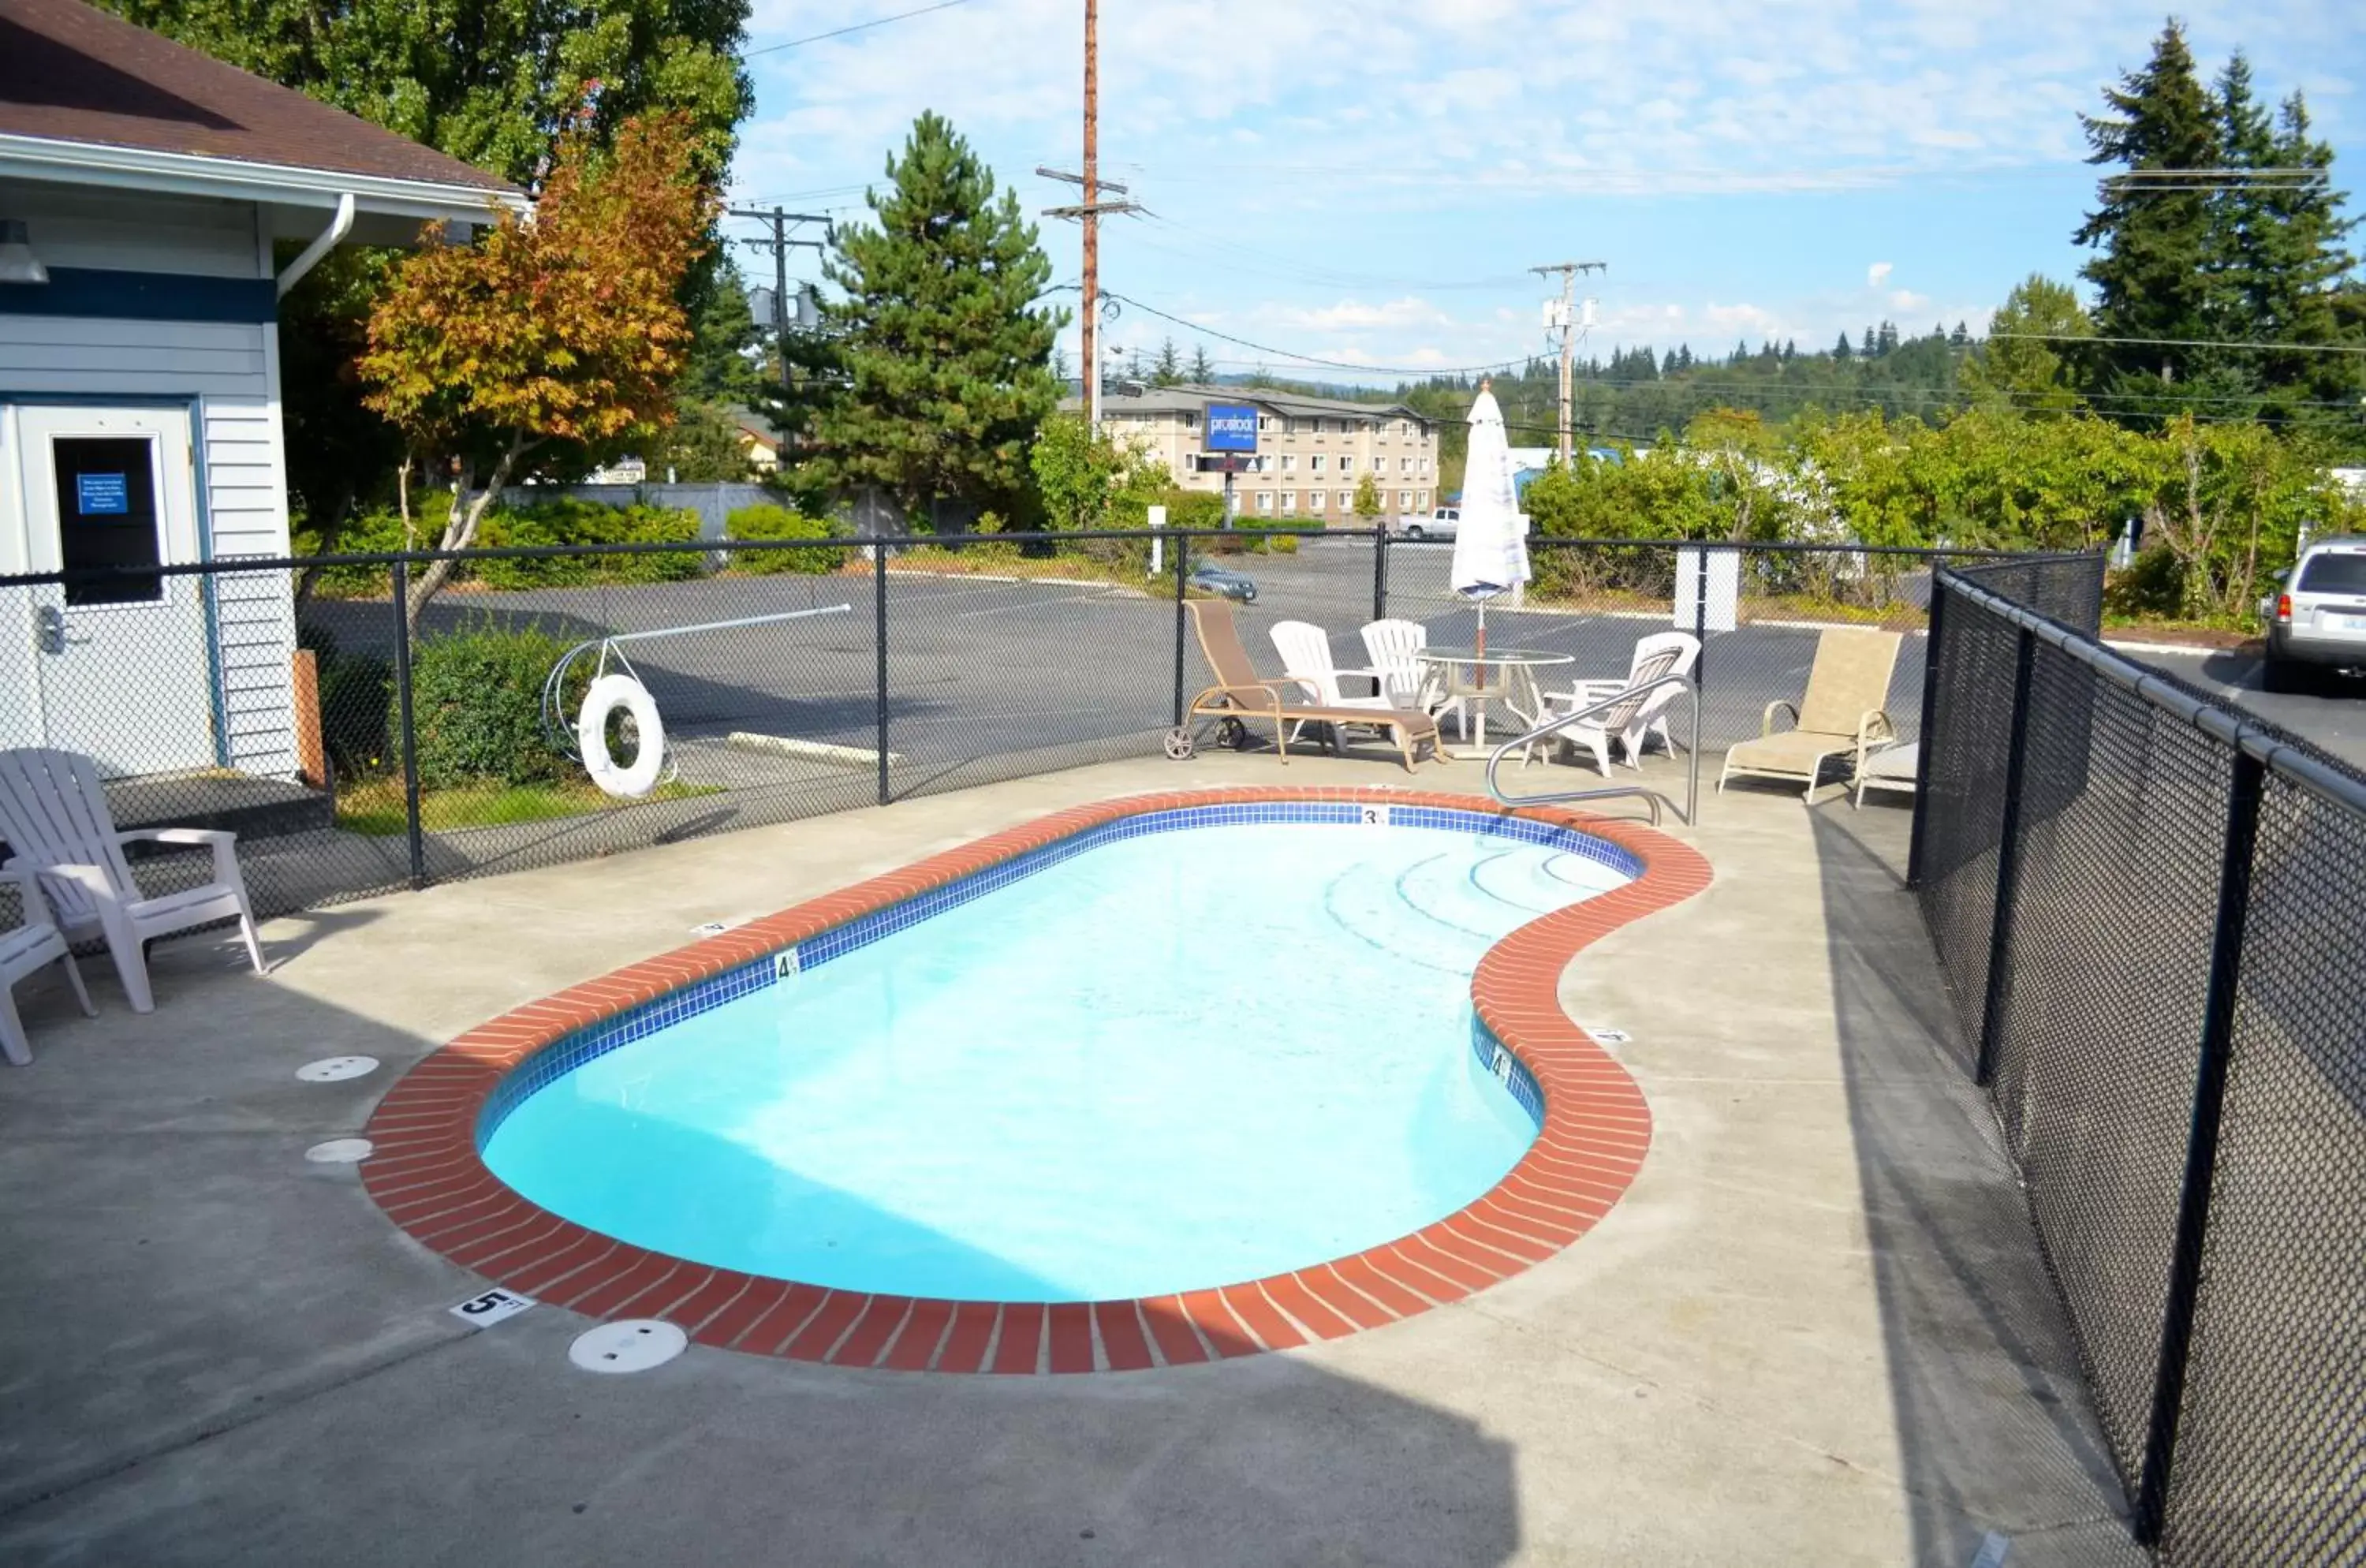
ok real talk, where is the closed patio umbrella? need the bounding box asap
[1450,381,1531,681]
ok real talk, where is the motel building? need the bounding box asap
[1072,384,1442,523]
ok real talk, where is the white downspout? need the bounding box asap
[274,192,355,298]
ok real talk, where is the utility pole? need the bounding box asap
[726,206,830,444]
[1039,0,1139,429]
[1532,260,1605,464]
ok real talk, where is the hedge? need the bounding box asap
[398,620,575,789]
[725,503,847,574]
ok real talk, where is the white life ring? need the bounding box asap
[577,673,665,797]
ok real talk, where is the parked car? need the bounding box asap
[1401,508,1458,541]
[1189,560,1257,603]
[2262,534,2366,693]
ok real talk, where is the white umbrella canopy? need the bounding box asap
[1449,382,1530,661]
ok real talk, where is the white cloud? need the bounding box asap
[1889,289,1931,312]
[1868,262,1894,287]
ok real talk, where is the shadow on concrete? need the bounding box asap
[0,930,1523,1568]
[1804,805,2145,1566]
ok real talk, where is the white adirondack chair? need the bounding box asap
[2,868,94,1065]
[1533,632,1701,772]
[1269,621,1394,746]
[1526,640,1692,778]
[1359,618,1435,709]
[0,749,265,1014]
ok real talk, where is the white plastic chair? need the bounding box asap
[1358,618,1431,707]
[1535,632,1701,772]
[1527,640,1692,778]
[0,749,265,1014]
[1,867,94,1066]
[1269,621,1394,745]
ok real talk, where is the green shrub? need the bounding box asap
[474,498,703,588]
[400,620,573,789]
[725,503,847,574]
[298,625,392,777]
[2104,547,2189,621]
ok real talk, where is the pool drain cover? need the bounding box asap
[569,1320,687,1374]
[304,1137,374,1163]
[297,1055,379,1082]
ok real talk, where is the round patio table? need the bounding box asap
[1413,646,1573,756]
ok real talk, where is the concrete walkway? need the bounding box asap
[0,752,2136,1566]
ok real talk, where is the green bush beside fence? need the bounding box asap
[399,620,573,789]
[725,504,847,573]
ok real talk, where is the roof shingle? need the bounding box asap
[0,0,517,194]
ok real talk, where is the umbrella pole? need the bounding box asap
[1475,599,1487,691]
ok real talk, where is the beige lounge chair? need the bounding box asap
[1718,626,1901,800]
[1181,600,1439,771]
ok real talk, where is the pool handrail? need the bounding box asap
[1483,674,1700,827]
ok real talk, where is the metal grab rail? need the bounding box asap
[538,604,853,760]
[1482,674,1700,826]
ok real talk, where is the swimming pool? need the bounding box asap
[480,810,1634,1302]
[364,789,1711,1373]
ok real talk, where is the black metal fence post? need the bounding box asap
[1974,623,2039,1085]
[2133,745,2266,1546]
[872,543,890,807]
[1906,569,1950,888]
[1692,545,1710,698]
[389,560,427,890]
[1172,532,1190,727]
[1372,524,1388,622]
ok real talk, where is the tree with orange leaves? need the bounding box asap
[360,111,714,626]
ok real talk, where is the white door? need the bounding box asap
[1,405,217,778]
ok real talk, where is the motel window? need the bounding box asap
[1337,491,1353,509]
[1399,491,1413,508]
[1310,490,1327,511]
[1184,413,1200,429]
[1281,454,1297,472]
[1400,456,1413,473]
[1340,456,1355,474]
[1416,491,1429,510]
[1310,454,1326,472]
[1257,491,1274,512]
[1280,491,1297,513]
[1420,457,1430,474]
[1258,415,1275,432]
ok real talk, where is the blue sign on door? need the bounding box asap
[1204,403,1260,454]
[76,472,130,516]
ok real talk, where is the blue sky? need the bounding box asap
[729,0,2365,384]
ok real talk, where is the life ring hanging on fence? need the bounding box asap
[577,673,666,798]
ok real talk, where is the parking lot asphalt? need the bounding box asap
[2117,643,2366,773]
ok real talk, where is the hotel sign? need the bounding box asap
[1204,403,1259,453]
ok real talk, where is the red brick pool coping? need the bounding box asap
[360,786,1712,1373]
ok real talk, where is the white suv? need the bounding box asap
[2263,535,2366,693]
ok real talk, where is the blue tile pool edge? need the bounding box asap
[476,801,1632,1144]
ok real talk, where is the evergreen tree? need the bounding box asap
[1782,338,1797,362]
[1861,326,1879,357]
[1961,275,2092,417]
[1663,348,1681,376]
[2076,21,2224,408]
[812,113,1064,521]
[1188,344,1216,384]
[1153,337,1184,386]
[1834,331,1855,360]
[1877,320,1901,356]
[1951,320,1971,347]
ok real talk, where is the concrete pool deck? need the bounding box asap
[0,752,2139,1566]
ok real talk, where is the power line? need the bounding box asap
[1101,291,1538,378]
[1991,330,2366,357]
[743,0,979,58]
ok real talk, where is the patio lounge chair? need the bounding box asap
[1853,739,1919,808]
[1270,621,1394,745]
[1183,600,1439,771]
[1717,627,1901,800]
[1359,618,1436,710]
[2,868,95,1066]
[0,749,266,1014]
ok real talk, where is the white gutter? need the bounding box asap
[0,131,528,223]
[274,191,354,297]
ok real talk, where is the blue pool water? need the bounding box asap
[483,817,1633,1301]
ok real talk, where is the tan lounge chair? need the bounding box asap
[1718,626,1901,800]
[1181,600,1439,771]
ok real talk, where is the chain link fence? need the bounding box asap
[1914,554,2366,1564]
[4,527,2021,923]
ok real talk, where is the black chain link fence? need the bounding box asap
[3,527,2024,925]
[1914,554,2366,1563]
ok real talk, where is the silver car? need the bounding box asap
[2263,535,2366,692]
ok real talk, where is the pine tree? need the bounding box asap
[1662,348,1681,375]
[1188,344,1215,384]
[1861,326,1878,357]
[1834,331,1855,360]
[1950,320,1971,347]
[1877,321,1900,356]
[1152,337,1183,386]
[812,113,1064,520]
[2076,21,2224,409]
[1782,338,1797,362]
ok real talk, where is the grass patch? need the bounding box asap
[336,775,722,836]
